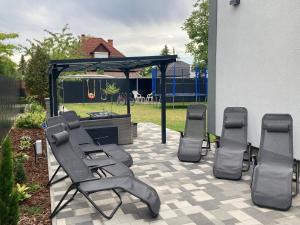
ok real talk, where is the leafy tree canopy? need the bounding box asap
[182,0,208,66]
[0,32,19,57]
[23,24,81,60]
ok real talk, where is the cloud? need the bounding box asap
[0,0,196,63]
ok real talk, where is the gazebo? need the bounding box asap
[48,55,177,143]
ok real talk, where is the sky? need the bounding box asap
[0,0,197,63]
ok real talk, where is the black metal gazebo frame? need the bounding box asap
[48,55,177,143]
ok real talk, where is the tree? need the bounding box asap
[0,32,19,77]
[0,137,19,225]
[160,45,170,56]
[182,0,208,66]
[25,46,50,104]
[103,83,120,112]
[18,55,26,77]
[0,32,18,57]
[23,24,81,60]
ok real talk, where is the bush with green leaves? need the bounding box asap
[14,162,27,184]
[14,152,29,164]
[15,183,31,202]
[15,111,46,129]
[0,137,19,225]
[24,102,44,113]
[19,135,32,151]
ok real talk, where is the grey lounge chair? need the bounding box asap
[46,125,160,219]
[47,115,133,167]
[213,107,250,180]
[177,104,210,162]
[251,114,296,210]
[46,121,134,187]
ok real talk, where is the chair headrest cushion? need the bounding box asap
[67,120,80,130]
[264,122,289,133]
[188,111,204,120]
[224,119,244,128]
[52,131,69,145]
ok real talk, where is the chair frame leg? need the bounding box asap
[82,189,122,219]
[50,185,78,218]
[242,143,252,172]
[47,165,69,187]
[201,133,211,157]
[292,160,299,197]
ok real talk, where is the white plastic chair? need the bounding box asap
[132,90,145,102]
[146,93,153,102]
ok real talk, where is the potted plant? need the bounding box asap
[103,83,120,113]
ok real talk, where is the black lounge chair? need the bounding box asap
[47,115,133,167]
[46,123,133,187]
[251,114,298,210]
[46,124,160,219]
[213,107,250,180]
[177,104,210,162]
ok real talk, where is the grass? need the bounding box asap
[64,102,206,132]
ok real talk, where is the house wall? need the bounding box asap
[215,0,300,159]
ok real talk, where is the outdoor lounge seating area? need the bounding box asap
[47,122,300,225]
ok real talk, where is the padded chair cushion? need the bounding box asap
[188,111,204,120]
[68,120,81,130]
[52,131,69,145]
[224,119,244,129]
[264,122,289,133]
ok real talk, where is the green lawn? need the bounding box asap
[64,102,206,132]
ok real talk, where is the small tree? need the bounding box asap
[182,0,208,66]
[25,46,50,105]
[103,83,120,112]
[18,55,26,78]
[0,137,19,225]
[160,44,170,56]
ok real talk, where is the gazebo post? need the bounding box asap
[49,65,60,116]
[160,63,167,144]
[124,70,131,115]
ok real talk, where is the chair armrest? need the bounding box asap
[73,177,100,186]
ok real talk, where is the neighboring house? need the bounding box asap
[157,61,191,78]
[79,35,140,78]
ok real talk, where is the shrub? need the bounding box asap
[14,162,27,184]
[24,102,44,113]
[19,135,32,151]
[0,137,19,225]
[27,183,41,194]
[15,111,46,129]
[15,184,31,202]
[14,152,29,164]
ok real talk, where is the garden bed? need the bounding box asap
[9,128,50,225]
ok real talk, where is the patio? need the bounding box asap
[48,123,300,225]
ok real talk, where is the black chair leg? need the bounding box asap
[47,165,69,187]
[50,186,78,218]
[83,189,122,219]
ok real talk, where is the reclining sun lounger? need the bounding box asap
[213,107,250,180]
[251,114,295,210]
[47,115,133,167]
[46,121,133,187]
[177,104,209,162]
[46,124,160,219]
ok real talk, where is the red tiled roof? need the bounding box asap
[80,37,125,58]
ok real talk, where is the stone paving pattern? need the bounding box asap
[48,123,300,225]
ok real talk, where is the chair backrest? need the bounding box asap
[132,90,138,98]
[221,107,247,145]
[60,111,80,122]
[46,124,94,183]
[47,115,94,147]
[184,104,207,138]
[259,114,293,166]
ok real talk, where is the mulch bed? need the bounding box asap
[9,128,51,225]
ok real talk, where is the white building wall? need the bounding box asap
[216,0,300,159]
